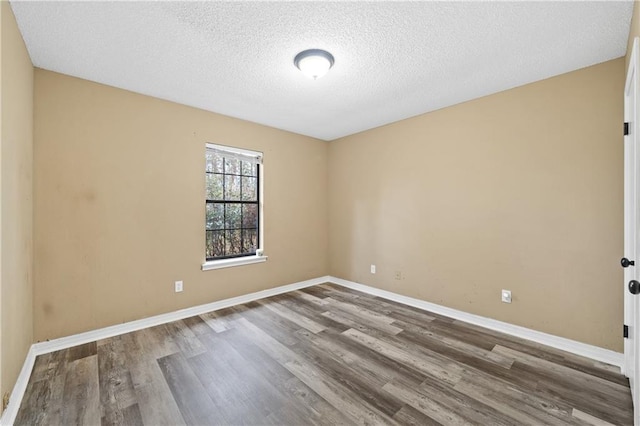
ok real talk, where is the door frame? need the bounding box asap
[624,37,637,378]
[624,36,640,426]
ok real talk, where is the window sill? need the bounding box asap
[201,255,268,271]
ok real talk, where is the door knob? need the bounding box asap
[622,257,635,268]
[630,280,640,295]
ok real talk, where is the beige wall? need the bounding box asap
[33,69,328,341]
[0,1,34,409]
[329,59,625,351]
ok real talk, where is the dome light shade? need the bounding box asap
[294,49,335,80]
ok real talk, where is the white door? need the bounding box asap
[624,36,640,426]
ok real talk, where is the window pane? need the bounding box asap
[206,147,262,260]
[206,230,225,258]
[206,203,224,230]
[206,153,214,173]
[225,204,242,229]
[241,177,257,201]
[226,230,243,255]
[242,229,257,252]
[206,173,224,200]
[206,153,224,173]
[241,161,256,177]
[224,175,241,200]
[242,204,258,228]
[224,158,240,175]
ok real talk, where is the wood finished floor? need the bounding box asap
[15,283,633,425]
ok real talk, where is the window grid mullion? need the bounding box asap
[223,158,227,257]
[206,150,260,261]
[240,162,244,253]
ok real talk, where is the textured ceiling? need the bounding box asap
[10,1,634,141]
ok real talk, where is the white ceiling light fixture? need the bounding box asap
[294,49,335,80]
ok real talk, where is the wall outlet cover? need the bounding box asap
[501,289,512,303]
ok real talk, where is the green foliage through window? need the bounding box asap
[205,147,260,260]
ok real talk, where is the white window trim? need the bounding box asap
[206,143,262,164]
[202,254,268,271]
[203,143,265,271]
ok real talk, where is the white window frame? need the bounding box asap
[202,143,266,271]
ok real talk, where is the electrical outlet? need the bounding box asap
[394,271,402,280]
[370,265,376,274]
[501,289,512,303]
[175,280,183,293]
[3,392,9,411]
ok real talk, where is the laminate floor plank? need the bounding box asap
[292,331,406,417]
[321,308,404,336]
[198,310,234,333]
[118,331,189,426]
[495,336,631,387]
[414,317,504,351]
[61,355,101,426]
[317,285,439,324]
[298,285,334,299]
[394,319,515,369]
[234,317,398,426]
[181,315,216,336]
[305,326,431,390]
[135,324,181,360]
[415,374,519,426]
[342,328,465,386]
[162,320,207,358]
[133,380,187,426]
[187,338,275,424]
[493,344,631,400]
[381,379,473,426]
[156,352,217,425]
[67,342,98,363]
[573,408,618,426]
[453,377,582,425]
[272,294,351,332]
[219,328,351,426]
[455,318,629,386]
[204,329,310,423]
[385,308,439,329]
[324,296,399,326]
[377,320,516,376]
[319,283,453,324]
[256,298,327,334]
[279,376,353,426]
[235,301,302,346]
[119,403,144,426]
[30,348,68,383]
[15,284,632,425]
[290,289,331,306]
[392,404,443,426]
[534,376,632,426]
[13,375,62,426]
[296,328,413,387]
[14,350,67,426]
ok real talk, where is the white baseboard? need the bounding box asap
[1,274,625,425]
[33,275,330,356]
[0,275,330,426]
[328,276,624,369]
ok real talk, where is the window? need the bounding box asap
[203,143,265,270]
